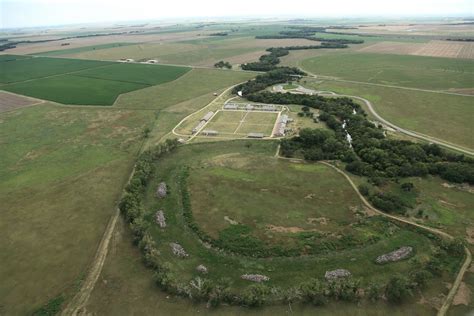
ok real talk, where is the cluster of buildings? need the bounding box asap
[223,103,280,112]
[192,111,214,134]
[273,114,291,137]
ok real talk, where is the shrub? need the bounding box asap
[385,275,412,303]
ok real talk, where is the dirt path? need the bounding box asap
[277,155,471,316]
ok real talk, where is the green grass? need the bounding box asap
[2,74,148,105]
[0,54,32,62]
[0,103,153,314]
[189,156,365,248]
[74,62,190,85]
[0,57,110,83]
[301,52,474,90]
[283,83,298,90]
[33,43,136,56]
[85,217,437,316]
[201,111,277,137]
[138,141,459,292]
[1,58,191,105]
[114,68,255,110]
[303,79,474,150]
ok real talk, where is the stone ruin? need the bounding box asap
[196,264,208,274]
[241,274,270,282]
[156,182,167,198]
[325,269,351,281]
[376,246,413,264]
[169,242,188,258]
[155,210,166,228]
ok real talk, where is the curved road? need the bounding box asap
[275,83,473,156]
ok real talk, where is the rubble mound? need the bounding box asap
[155,210,166,228]
[241,274,270,282]
[376,246,413,264]
[196,264,208,274]
[325,269,351,280]
[170,242,188,258]
[156,182,167,198]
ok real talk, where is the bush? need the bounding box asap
[240,284,271,307]
[299,278,328,306]
[385,275,412,303]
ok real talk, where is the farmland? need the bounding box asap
[0,18,473,316]
[301,52,474,90]
[0,56,191,105]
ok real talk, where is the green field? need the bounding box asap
[2,74,148,105]
[0,54,33,62]
[1,57,191,105]
[202,110,277,137]
[303,79,474,150]
[0,103,153,315]
[74,62,190,85]
[136,140,459,293]
[0,56,110,83]
[301,52,474,90]
[34,43,136,57]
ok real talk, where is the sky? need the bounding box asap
[1,0,473,29]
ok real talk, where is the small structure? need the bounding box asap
[247,132,264,139]
[274,114,289,137]
[376,246,413,264]
[325,269,351,280]
[155,210,166,228]
[147,59,158,64]
[346,133,353,148]
[192,120,206,134]
[201,111,214,122]
[241,274,269,282]
[261,105,278,112]
[224,103,238,110]
[196,264,208,274]
[213,92,218,96]
[202,130,218,136]
[170,242,189,258]
[156,182,167,198]
[125,58,135,62]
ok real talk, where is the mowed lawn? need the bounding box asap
[301,52,474,90]
[0,103,154,314]
[0,55,191,105]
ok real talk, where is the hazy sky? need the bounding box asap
[1,0,473,29]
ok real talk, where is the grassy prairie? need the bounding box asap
[301,52,474,90]
[303,79,474,150]
[0,56,110,83]
[114,68,255,110]
[85,217,437,316]
[0,54,32,62]
[135,141,459,295]
[0,103,153,314]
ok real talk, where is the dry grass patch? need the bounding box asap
[0,91,43,112]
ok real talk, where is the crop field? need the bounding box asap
[0,54,32,62]
[301,52,474,90]
[200,110,277,137]
[34,42,136,57]
[0,56,110,83]
[0,103,153,314]
[358,40,474,59]
[1,57,191,105]
[304,79,474,150]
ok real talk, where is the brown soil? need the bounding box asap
[452,282,471,306]
[0,91,43,113]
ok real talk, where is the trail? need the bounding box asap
[276,154,471,316]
